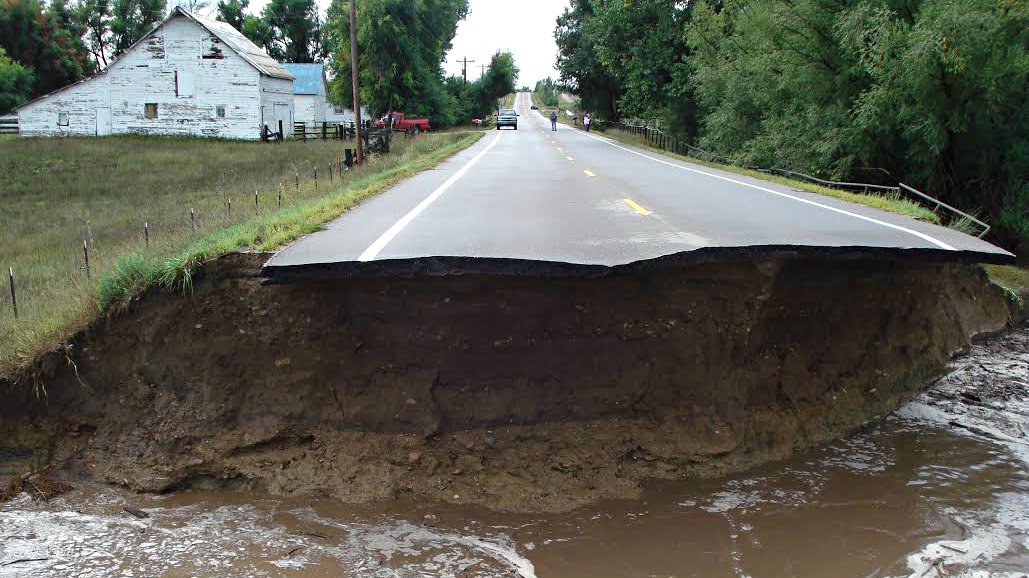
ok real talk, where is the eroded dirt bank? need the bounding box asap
[0,254,1012,512]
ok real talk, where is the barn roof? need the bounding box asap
[182,8,293,80]
[282,63,325,95]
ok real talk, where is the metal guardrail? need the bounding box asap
[607,120,991,238]
[899,183,990,238]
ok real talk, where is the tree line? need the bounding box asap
[1,0,517,130]
[556,0,1028,252]
[533,77,560,107]
[322,0,516,128]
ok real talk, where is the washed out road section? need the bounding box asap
[263,93,1013,280]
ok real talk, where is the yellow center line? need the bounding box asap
[566,156,574,161]
[584,170,596,177]
[623,198,653,215]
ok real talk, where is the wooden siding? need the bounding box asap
[294,94,324,125]
[259,75,295,137]
[17,75,112,137]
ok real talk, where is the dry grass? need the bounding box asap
[0,132,483,371]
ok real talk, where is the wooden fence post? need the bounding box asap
[83,239,90,279]
[8,267,16,319]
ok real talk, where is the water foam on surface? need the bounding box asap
[0,494,535,578]
[893,327,1029,577]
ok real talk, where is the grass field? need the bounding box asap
[0,132,482,371]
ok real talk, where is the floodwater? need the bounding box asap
[2,328,1027,578]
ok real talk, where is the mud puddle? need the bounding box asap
[3,327,1027,578]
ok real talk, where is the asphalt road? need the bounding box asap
[264,92,1014,279]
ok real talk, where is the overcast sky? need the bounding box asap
[442,0,567,86]
[239,0,568,86]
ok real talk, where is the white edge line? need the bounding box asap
[358,127,504,261]
[574,127,957,251]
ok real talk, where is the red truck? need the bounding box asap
[376,112,430,132]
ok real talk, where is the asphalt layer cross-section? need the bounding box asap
[263,92,1014,280]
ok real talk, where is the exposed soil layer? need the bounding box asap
[0,254,1012,512]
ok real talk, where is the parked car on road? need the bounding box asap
[496,109,518,130]
[530,105,538,110]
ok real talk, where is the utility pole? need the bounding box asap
[349,0,364,165]
[458,56,475,84]
[480,63,487,77]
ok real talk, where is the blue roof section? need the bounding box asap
[282,63,324,95]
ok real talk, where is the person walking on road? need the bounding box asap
[583,113,592,132]
[550,111,558,131]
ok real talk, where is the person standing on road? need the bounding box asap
[550,111,558,131]
[583,113,592,132]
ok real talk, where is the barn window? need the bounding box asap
[57,112,69,126]
[202,37,224,59]
[333,106,344,114]
[216,105,226,118]
[175,71,195,97]
[144,103,158,118]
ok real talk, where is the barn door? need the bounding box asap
[275,103,290,137]
[95,107,112,136]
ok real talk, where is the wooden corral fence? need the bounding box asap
[290,121,394,154]
[0,117,18,135]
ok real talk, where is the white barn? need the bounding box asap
[283,62,365,126]
[16,7,293,140]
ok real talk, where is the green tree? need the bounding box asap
[554,0,620,120]
[687,0,1029,250]
[260,0,319,62]
[478,50,517,113]
[533,77,560,107]
[0,0,89,95]
[110,0,167,57]
[215,0,247,29]
[325,0,469,126]
[0,46,34,113]
[78,0,113,68]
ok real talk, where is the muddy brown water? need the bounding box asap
[2,328,1027,578]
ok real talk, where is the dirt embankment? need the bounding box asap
[0,255,1012,512]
